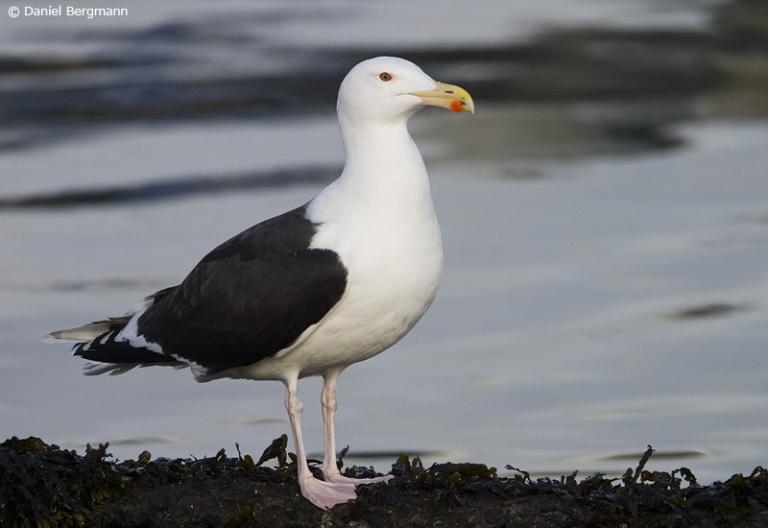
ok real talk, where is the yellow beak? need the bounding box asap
[410,81,475,114]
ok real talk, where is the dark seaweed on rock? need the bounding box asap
[0,437,125,527]
[2,436,768,528]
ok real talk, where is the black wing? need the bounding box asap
[136,205,347,374]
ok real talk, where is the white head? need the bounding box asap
[337,56,474,126]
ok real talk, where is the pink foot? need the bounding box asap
[299,476,358,510]
[323,469,395,487]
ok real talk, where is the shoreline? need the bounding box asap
[2,436,766,527]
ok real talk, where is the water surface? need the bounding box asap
[1,0,766,482]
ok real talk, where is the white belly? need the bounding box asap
[304,226,443,373]
[240,206,443,380]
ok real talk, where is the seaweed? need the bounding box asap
[1,436,767,527]
[0,437,126,527]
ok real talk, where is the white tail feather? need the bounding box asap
[46,321,115,342]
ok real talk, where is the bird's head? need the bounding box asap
[337,56,474,125]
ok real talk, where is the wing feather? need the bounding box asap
[137,206,347,374]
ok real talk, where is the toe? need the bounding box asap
[325,473,394,486]
[299,477,358,510]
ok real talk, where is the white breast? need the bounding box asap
[280,143,443,377]
[299,193,443,374]
[239,113,443,380]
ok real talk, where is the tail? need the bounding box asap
[46,287,182,374]
[47,316,130,342]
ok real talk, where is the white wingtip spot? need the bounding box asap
[116,309,164,354]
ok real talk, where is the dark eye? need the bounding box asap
[379,72,392,82]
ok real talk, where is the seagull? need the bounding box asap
[47,56,474,509]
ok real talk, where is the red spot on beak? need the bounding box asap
[450,100,463,113]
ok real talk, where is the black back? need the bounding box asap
[124,205,348,374]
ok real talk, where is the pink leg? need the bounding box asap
[283,378,357,509]
[320,369,394,487]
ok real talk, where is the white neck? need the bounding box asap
[310,112,434,220]
[339,113,422,173]
[307,108,444,316]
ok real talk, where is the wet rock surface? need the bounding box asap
[2,437,767,527]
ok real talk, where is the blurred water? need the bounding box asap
[1,0,767,482]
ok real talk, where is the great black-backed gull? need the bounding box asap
[48,56,474,509]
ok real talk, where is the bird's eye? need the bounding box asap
[379,72,393,82]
